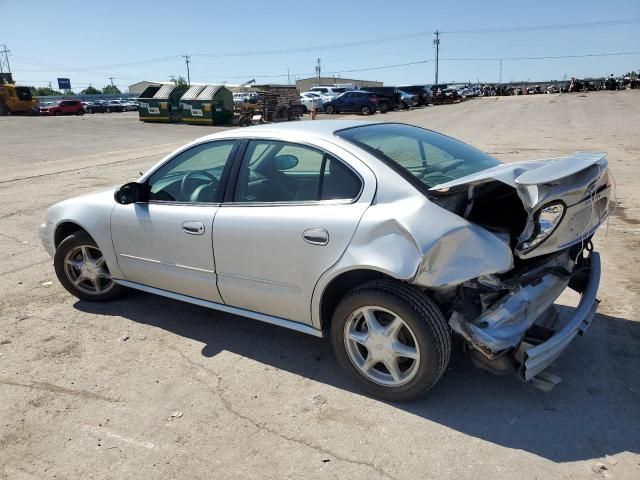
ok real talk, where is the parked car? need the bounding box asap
[40,121,611,401]
[84,101,109,114]
[323,91,378,115]
[120,99,138,111]
[397,85,431,106]
[397,90,418,109]
[299,92,325,112]
[105,100,127,112]
[309,86,348,99]
[546,84,559,94]
[38,100,84,116]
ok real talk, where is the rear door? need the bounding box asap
[212,138,374,324]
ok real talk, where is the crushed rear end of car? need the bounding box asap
[427,152,612,384]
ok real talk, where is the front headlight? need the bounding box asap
[519,202,565,251]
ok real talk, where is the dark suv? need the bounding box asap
[323,91,378,115]
[39,100,85,116]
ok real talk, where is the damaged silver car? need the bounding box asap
[40,121,612,401]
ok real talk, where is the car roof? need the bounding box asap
[197,120,379,143]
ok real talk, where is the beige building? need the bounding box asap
[295,77,383,92]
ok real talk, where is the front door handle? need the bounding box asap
[303,228,329,246]
[182,221,205,235]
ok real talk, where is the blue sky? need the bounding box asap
[3,0,639,91]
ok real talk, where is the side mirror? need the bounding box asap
[272,154,299,171]
[114,182,142,205]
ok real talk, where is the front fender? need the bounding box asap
[44,188,122,279]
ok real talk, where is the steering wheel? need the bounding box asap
[180,170,219,200]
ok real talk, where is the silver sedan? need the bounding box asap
[40,121,612,401]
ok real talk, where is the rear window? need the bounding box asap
[337,123,501,189]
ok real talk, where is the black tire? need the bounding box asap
[54,232,125,302]
[55,110,63,116]
[324,105,335,114]
[87,108,93,114]
[360,105,371,115]
[379,102,390,114]
[330,279,451,402]
[106,107,111,113]
[77,110,84,116]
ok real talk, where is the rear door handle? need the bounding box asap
[182,221,205,235]
[303,228,329,246]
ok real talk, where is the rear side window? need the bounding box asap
[233,140,361,203]
[337,123,501,189]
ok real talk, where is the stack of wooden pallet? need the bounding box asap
[254,85,303,122]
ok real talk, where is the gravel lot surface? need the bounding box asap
[1,92,639,479]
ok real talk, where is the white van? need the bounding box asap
[332,83,359,91]
[309,86,348,99]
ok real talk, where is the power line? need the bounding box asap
[441,19,640,34]
[10,18,638,75]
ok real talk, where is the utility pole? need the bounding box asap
[499,59,503,84]
[315,58,321,84]
[0,44,11,74]
[182,54,191,86]
[108,77,115,86]
[433,31,440,85]
[287,68,290,85]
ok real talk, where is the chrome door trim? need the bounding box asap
[118,254,215,274]
[113,279,324,338]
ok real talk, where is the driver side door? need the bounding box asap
[110,140,238,302]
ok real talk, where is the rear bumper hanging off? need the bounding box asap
[520,252,600,380]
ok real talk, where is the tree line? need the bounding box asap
[27,84,122,96]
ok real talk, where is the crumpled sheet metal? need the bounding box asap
[338,196,515,288]
[450,272,570,354]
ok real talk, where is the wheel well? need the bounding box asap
[54,222,89,248]
[320,269,395,330]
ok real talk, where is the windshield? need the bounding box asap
[337,123,501,189]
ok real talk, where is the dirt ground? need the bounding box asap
[1,92,639,480]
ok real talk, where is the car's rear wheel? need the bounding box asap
[87,108,93,114]
[77,110,84,116]
[55,111,62,116]
[379,102,390,113]
[324,105,335,114]
[106,107,111,113]
[360,105,371,115]
[54,233,124,302]
[331,279,451,401]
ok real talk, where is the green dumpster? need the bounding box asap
[138,83,189,123]
[181,84,233,125]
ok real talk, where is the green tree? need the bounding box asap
[102,85,121,94]
[81,85,101,95]
[172,75,187,86]
[63,89,76,95]
[34,86,62,96]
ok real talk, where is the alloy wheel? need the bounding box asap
[344,306,421,387]
[63,244,114,296]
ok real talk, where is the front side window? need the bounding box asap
[233,140,361,203]
[337,123,501,189]
[147,140,236,203]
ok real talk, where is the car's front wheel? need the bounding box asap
[331,279,451,401]
[360,105,371,115]
[324,105,335,114]
[54,233,124,302]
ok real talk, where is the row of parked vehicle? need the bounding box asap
[37,98,139,116]
[297,83,465,116]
